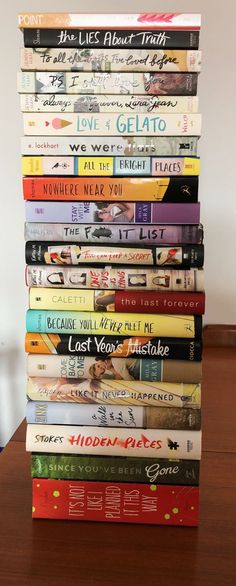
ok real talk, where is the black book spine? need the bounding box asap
[25,242,203,268]
[25,333,203,360]
[23,28,200,49]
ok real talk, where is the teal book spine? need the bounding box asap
[26,309,202,338]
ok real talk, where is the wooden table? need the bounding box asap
[0,346,235,586]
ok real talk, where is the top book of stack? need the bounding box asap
[18,13,201,49]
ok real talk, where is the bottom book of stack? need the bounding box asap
[27,423,201,525]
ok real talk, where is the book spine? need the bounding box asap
[21,136,199,156]
[23,27,199,49]
[26,401,201,430]
[25,334,203,361]
[31,453,200,484]
[25,243,204,268]
[24,223,204,244]
[27,377,201,408]
[26,401,144,427]
[18,13,201,30]
[22,156,200,177]
[22,112,201,136]
[26,309,202,338]
[21,48,202,72]
[25,202,200,222]
[18,72,198,96]
[26,355,202,383]
[20,94,199,114]
[23,29,200,49]
[26,423,202,459]
[26,266,204,292]
[29,289,205,315]
[31,478,199,525]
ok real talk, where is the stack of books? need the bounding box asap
[18,12,203,525]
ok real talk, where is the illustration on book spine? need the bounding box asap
[22,111,201,136]
[18,71,199,96]
[21,136,199,156]
[25,242,204,267]
[22,156,200,177]
[24,223,204,244]
[26,266,204,292]
[20,48,202,72]
[20,94,199,114]
[27,376,201,408]
[26,353,202,382]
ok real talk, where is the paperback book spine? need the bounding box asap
[29,289,205,314]
[21,48,202,72]
[18,72,198,96]
[20,94,199,114]
[26,266,204,292]
[21,136,199,156]
[32,478,199,525]
[25,333,202,360]
[25,243,204,268]
[22,156,200,177]
[31,478,199,525]
[24,223,204,244]
[26,309,202,338]
[26,423,202,459]
[26,401,201,430]
[26,354,202,383]
[18,13,202,30]
[23,29,200,50]
[31,453,200,484]
[22,112,201,136]
[25,202,200,223]
[27,376,201,408]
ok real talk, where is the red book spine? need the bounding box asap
[115,291,205,315]
[32,479,199,525]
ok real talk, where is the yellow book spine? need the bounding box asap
[27,377,201,408]
[27,310,199,338]
[22,156,43,175]
[78,157,114,176]
[29,289,96,311]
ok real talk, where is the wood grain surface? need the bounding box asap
[0,346,235,586]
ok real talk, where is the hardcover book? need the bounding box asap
[26,401,201,430]
[26,354,202,382]
[27,376,201,408]
[31,453,200,484]
[18,71,199,96]
[24,223,204,244]
[18,13,202,30]
[25,333,203,361]
[22,156,200,177]
[20,48,202,72]
[21,136,199,156]
[26,424,202,459]
[20,94,199,114]
[26,266,204,292]
[23,28,200,50]
[26,309,202,338]
[22,112,201,136]
[28,288,205,314]
[25,242,204,267]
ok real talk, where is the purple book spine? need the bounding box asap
[25,202,200,225]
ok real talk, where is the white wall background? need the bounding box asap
[0,0,236,446]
